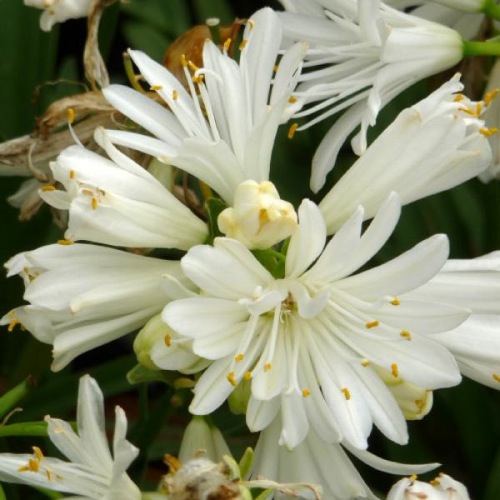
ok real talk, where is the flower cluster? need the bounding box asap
[1,1,500,499]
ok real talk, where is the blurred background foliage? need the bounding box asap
[0,0,499,498]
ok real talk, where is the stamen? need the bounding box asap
[150,84,163,91]
[239,39,248,50]
[453,94,465,102]
[273,64,279,73]
[288,96,297,104]
[476,102,483,116]
[67,108,75,124]
[415,399,424,409]
[264,362,272,372]
[227,371,237,387]
[302,388,311,398]
[187,60,199,73]
[390,297,400,306]
[33,447,44,461]
[7,319,20,332]
[409,474,417,482]
[430,478,440,487]
[361,359,370,367]
[69,170,75,179]
[485,88,499,106]
[244,371,252,381]
[492,373,500,383]
[400,329,412,340]
[247,19,255,30]
[391,363,399,378]
[365,320,379,329]
[480,127,498,137]
[164,334,171,347]
[223,38,232,52]
[180,54,188,67]
[341,387,351,400]
[288,122,298,139]
[172,89,179,101]
[40,185,56,192]
[235,353,244,362]
[91,197,99,210]
[57,239,74,245]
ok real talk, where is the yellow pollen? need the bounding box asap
[239,39,248,50]
[248,19,255,30]
[341,387,351,400]
[400,329,412,340]
[453,94,465,102]
[57,239,74,245]
[40,185,56,192]
[476,102,483,116]
[485,88,499,106]
[69,170,75,179]
[91,197,98,210]
[480,127,498,137]
[180,54,188,67]
[288,96,297,104]
[187,60,199,72]
[244,371,252,381]
[391,363,399,378]
[492,373,500,383]
[235,353,244,362]
[390,297,400,306]
[302,388,311,398]
[365,320,379,329]
[164,334,171,347]
[223,38,232,52]
[430,478,440,487]
[264,363,272,372]
[409,474,418,482]
[150,84,163,91]
[67,108,75,124]
[288,122,298,139]
[361,359,370,367]
[227,371,237,387]
[18,457,40,473]
[172,89,179,101]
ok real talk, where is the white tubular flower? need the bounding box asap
[40,129,207,250]
[161,195,466,450]
[178,416,231,464]
[218,180,298,249]
[102,8,306,204]
[0,375,140,499]
[1,243,185,371]
[279,0,465,190]
[24,0,92,32]
[404,252,500,389]
[388,473,470,500]
[253,413,438,500]
[318,76,492,233]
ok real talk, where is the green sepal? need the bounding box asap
[205,197,228,245]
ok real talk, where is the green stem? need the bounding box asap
[484,0,500,21]
[463,40,500,57]
[0,422,48,437]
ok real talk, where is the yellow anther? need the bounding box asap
[365,320,379,329]
[69,170,75,179]
[361,359,370,367]
[57,239,74,245]
[187,60,199,73]
[453,94,465,102]
[391,363,399,378]
[164,334,171,347]
[46,469,53,480]
[67,108,75,124]
[476,102,483,116]
[493,373,500,383]
[227,371,237,387]
[264,362,272,372]
[288,96,297,104]
[302,388,311,398]
[7,319,20,332]
[180,54,188,67]
[150,84,163,91]
[239,39,248,50]
[459,106,478,117]
[415,399,424,409]
[33,447,44,460]
[390,297,400,306]
[273,64,279,73]
[480,127,498,137]
[430,478,440,487]
[288,122,298,139]
[400,329,412,341]
[172,89,179,101]
[91,197,99,210]
[247,19,255,30]
[41,185,56,192]
[409,474,417,482]
[223,38,232,52]
[485,88,499,106]
[18,458,40,473]
[244,371,252,381]
[341,387,351,400]
[235,353,244,362]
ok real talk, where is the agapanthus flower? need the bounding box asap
[387,473,470,500]
[158,196,473,450]
[278,0,466,187]
[1,243,187,371]
[24,0,92,31]
[317,75,493,229]
[0,375,140,499]
[102,7,306,205]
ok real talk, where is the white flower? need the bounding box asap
[253,413,438,500]
[40,128,207,251]
[278,0,465,189]
[102,8,306,204]
[388,473,470,500]
[24,0,92,32]
[0,375,140,499]
[318,76,492,231]
[1,243,186,371]
[218,180,298,249]
[160,195,467,450]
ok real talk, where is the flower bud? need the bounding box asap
[218,180,297,249]
[133,314,169,370]
[388,473,471,500]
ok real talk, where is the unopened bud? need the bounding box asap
[133,314,169,370]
